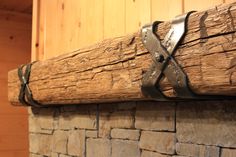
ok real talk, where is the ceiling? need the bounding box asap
[0,0,32,14]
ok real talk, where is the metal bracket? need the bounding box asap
[141,12,195,100]
[18,63,43,107]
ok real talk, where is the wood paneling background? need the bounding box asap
[32,0,230,60]
[0,9,31,157]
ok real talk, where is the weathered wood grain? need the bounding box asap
[8,2,236,105]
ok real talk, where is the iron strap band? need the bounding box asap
[18,62,43,107]
[141,11,236,101]
[141,11,195,100]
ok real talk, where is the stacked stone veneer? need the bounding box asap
[29,101,236,157]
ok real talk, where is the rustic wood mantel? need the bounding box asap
[8,2,236,106]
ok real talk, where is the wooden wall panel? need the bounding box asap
[225,0,236,3]
[104,0,125,38]
[0,151,28,157]
[0,0,32,14]
[125,0,151,34]
[0,9,31,156]
[184,0,224,12]
[32,0,231,60]
[77,0,104,49]
[151,0,183,21]
[33,0,104,60]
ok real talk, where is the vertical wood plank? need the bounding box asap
[78,0,104,48]
[31,0,39,61]
[184,0,223,12]
[104,0,125,38]
[41,0,104,59]
[125,0,151,34]
[151,0,183,21]
[44,0,59,59]
[225,0,236,3]
[38,0,46,60]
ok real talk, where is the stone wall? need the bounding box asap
[29,101,236,157]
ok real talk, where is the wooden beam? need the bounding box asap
[8,2,236,106]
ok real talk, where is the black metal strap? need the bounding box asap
[141,12,196,100]
[18,62,43,107]
[141,11,236,101]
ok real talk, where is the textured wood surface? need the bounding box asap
[8,2,236,105]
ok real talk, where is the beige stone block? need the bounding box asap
[141,150,170,157]
[58,113,71,130]
[52,130,68,154]
[71,111,97,130]
[29,116,53,134]
[38,134,53,156]
[99,111,134,137]
[51,152,59,157]
[38,115,54,130]
[30,154,44,157]
[111,128,140,140]
[112,139,140,157]
[29,134,40,153]
[221,148,236,157]
[68,130,85,156]
[117,102,136,110]
[59,154,71,157]
[29,133,53,156]
[176,143,220,157]
[29,116,41,133]
[176,101,236,148]
[86,130,98,138]
[58,110,97,130]
[135,102,175,131]
[86,138,111,157]
[139,131,175,155]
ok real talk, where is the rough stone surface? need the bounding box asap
[86,130,98,138]
[141,150,169,157]
[52,130,68,154]
[111,139,140,157]
[51,152,59,157]
[58,113,71,130]
[86,138,111,157]
[59,111,97,130]
[30,154,44,157]
[140,131,176,155]
[67,130,85,156]
[221,148,236,157]
[59,154,71,157]
[176,143,220,157]
[29,133,39,154]
[29,133,53,156]
[111,128,140,140]
[99,110,134,138]
[176,101,236,148]
[116,102,137,110]
[135,102,175,131]
[28,101,236,157]
[29,116,54,134]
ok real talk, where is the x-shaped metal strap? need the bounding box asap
[141,12,195,100]
[18,63,42,107]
